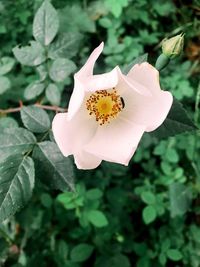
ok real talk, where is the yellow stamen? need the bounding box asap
[86,88,124,125]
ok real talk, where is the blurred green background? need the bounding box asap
[0,0,200,266]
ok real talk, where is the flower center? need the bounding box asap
[86,88,124,125]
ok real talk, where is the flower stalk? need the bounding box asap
[155,33,184,71]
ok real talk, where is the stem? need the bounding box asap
[0,227,13,245]
[194,82,200,125]
[192,82,200,181]
[39,129,51,143]
[0,103,67,114]
[34,104,67,112]
[155,54,170,71]
[24,129,51,158]
[20,227,29,250]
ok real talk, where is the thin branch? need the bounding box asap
[0,103,67,114]
[0,107,21,114]
[34,103,67,112]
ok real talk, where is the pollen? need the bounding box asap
[86,88,124,125]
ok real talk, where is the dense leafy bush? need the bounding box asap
[0,0,199,266]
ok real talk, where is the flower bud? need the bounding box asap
[162,33,184,58]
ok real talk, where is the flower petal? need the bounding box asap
[145,92,173,132]
[84,66,119,92]
[119,66,173,132]
[68,67,119,121]
[84,118,145,165]
[67,77,85,120]
[68,43,118,119]
[127,62,160,95]
[122,88,173,132]
[76,42,104,78]
[116,67,152,97]
[117,66,152,97]
[52,112,97,157]
[74,150,102,170]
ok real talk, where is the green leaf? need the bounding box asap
[105,0,129,17]
[32,141,74,191]
[57,191,83,210]
[0,128,36,161]
[165,148,179,163]
[0,155,35,222]
[141,192,156,205]
[167,249,182,261]
[70,244,94,262]
[169,182,192,217]
[153,2,175,16]
[20,106,50,133]
[111,255,131,267]
[24,81,45,100]
[33,0,59,45]
[36,65,47,82]
[40,193,53,208]
[59,5,95,33]
[87,1,108,19]
[142,205,157,224]
[0,76,11,94]
[56,240,68,262]
[123,54,148,74]
[87,210,108,227]
[95,254,131,267]
[45,83,61,105]
[99,17,112,28]
[0,57,15,75]
[48,32,83,60]
[152,98,197,139]
[153,141,166,156]
[159,253,167,266]
[13,41,46,66]
[49,58,76,82]
[56,192,74,209]
[0,117,18,132]
[86,189,103,200]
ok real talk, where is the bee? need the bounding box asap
[120,97,125,109]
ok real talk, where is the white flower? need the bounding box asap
[52,43,173,169]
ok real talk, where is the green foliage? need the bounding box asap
[0,117,18,130]
[70,243,94,262]
[0,76,11,95]
[20,106,50,133]
[152,98,196,139]
[105,0,129,18]
[58,4,95,33]
[33,0,59,46]
[166,249,183,261]
[24,81,45,100]
[12,0,78,105]
[57,183,108,228]
[0,0,199,266]
[49,58,76,82]
[48,32,83,60]
[169,183,192,217]
[45,83,61,105]
[0,57,14,94]
[0,127,36,161]
[33,141,74,191]
[0,57,15,76]
[87,210,108,227]
[13,41,46,66]
[0,155,35,222]
[142,205,157,224]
